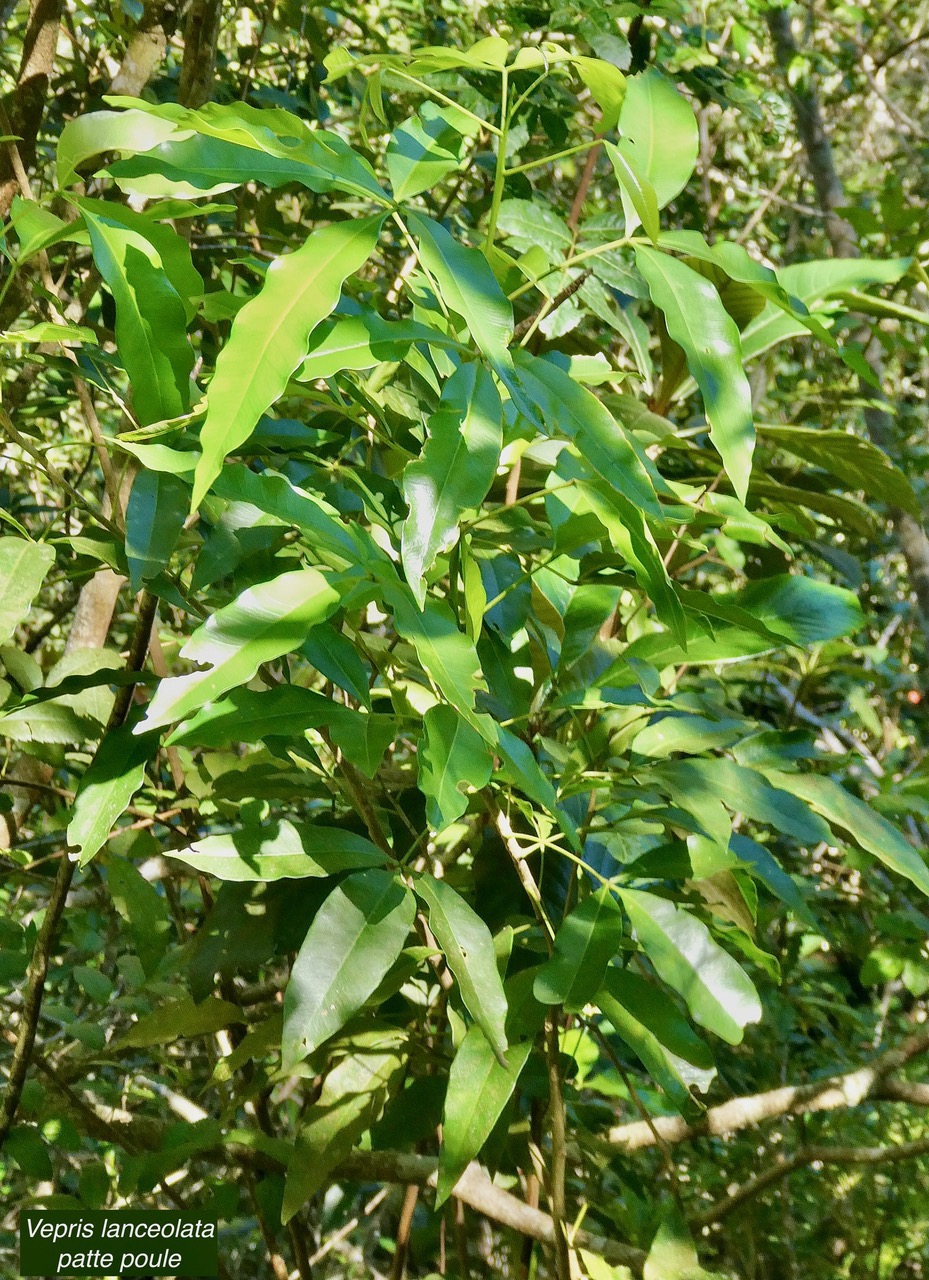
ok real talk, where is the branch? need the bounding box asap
[0,0,63,218]
[607,1030,929,1152]
[694,1132,929,1226]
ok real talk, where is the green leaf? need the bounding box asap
[419,704,494,830]
[106,854,172,975]
[650,758,830,850]
[636,245,754,501]
[573,56,626,131]
[165,820,387,881]
[617,70,698,210]
[534,887,625,1011]
[760,425,921,518]
[140,568,340,729]
[297,311,458,381]
[401,362,502,607]
[618,888,761,1044]
[57,108,181,186]
[414,874,508,1063]
[125,470,189,590]
[113,995,245,1049]
[0,538,54,645]
[168,684,347,747]
[407,213,514,379]
[302,623,373,709]
[766,771,929,897]
[192,214,384,508]
[605,139,660,243]
[389,587,486,725]
[67,717,159,866]
[283,1032,406,1221]
[437,970,543,1204]
[283,870,415,1068]
[598,970,715,1112]
[387,102,472,201]
[644,1204,719,1280]
[82,206,193,426]
[514,351,663,517]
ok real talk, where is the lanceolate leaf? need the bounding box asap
[414,873,508,1063]
[192,214,384,507]
[0,538,55,646]
[636,245,754,501]
[165,821,388,881]
[407,212,514,378]
[283,870,415,1068]
[67,716,160,866]
[618,888,762,1044]
[401,362,502,606]
[437,970,543,1204]
[765,771,929,896]
[514,351,663,516]
[125,469,189,589]
[82,207,193,426]
[140,568,340,729]
[389,587,486,725]
[605,139,660,242]
[534,887,625,1011]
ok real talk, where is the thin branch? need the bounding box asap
[545,1014,572,1280]
[607,1029,929,1152]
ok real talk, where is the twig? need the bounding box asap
[0,590,157,1149]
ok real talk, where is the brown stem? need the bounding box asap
[545,1014,572,1280]
[390,1183,420,1280]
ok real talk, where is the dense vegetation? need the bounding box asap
[2,2,929,1277]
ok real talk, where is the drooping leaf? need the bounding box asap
[618,888,762,1044]
[766,771,929,896]
[140,568,340,729]
[191,214,384,507]
[760,425,921,518]
[437,970,544,1203]
[414,873,508,1063]
[605,139,660,242]
[282,870,415,1069]
[636,245,754,501]
[283,1031,406,1221]
[534,887,625,1011]
[598,968,715,1111]
[389,587,486,725]
[401,362,502,606]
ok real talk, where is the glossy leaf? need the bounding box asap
[192,214,384,507]
[283,871,415,1068]
[165,820,387,881]
[534,887,625,1010]
[617,70,698,210]
[140,568,340,729]
[125,470,189,589]
[67,717,159,866]
[437,970,543,1203]
[636,245,754,501]
[0,539,55,646]
[401,362,502,607]
[82,206,193,426]
[414,873,508,1062]
[387,102,472,200]
[419,704,494,829]
[618,888,762,1044]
